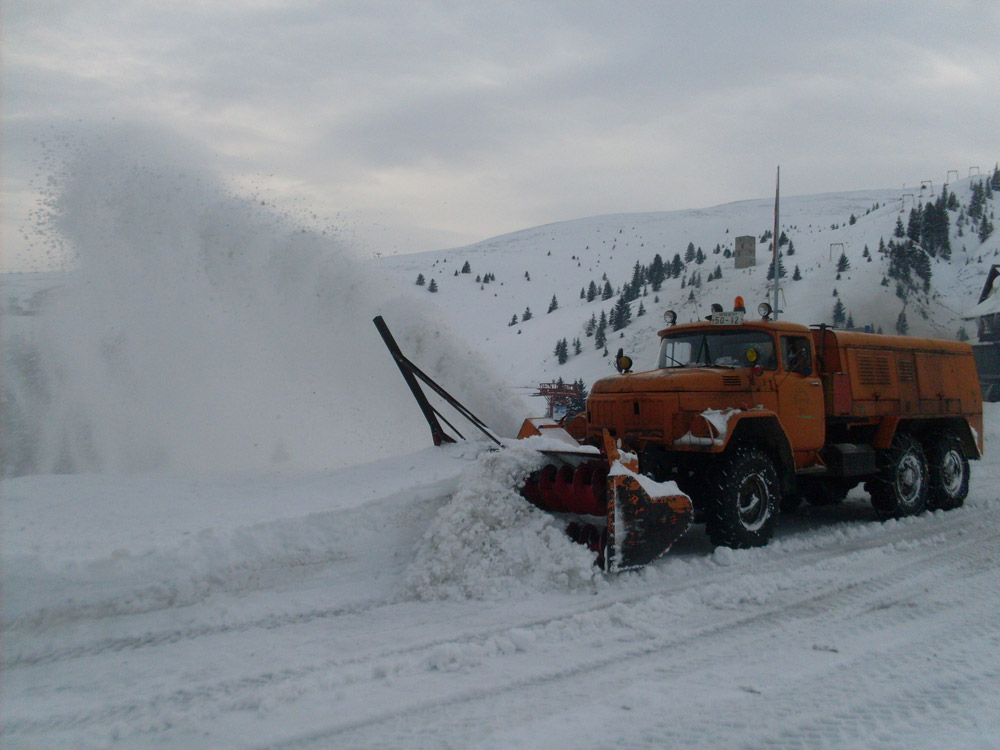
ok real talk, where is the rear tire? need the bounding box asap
[706,447,779,548]
[926,433,969,511]
[870,433,928,520]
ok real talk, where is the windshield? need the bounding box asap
[658,329,777,369]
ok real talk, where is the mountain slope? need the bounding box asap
[380,177,1000,398]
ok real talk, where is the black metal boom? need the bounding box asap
[373,315,502,447]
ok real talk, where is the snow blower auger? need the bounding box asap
[374,315,693,572]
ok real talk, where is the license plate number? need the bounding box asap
[711,311,744,325]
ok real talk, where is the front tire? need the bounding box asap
[706,447,779,548]
[926,433,969,511]
[870,433,928,520]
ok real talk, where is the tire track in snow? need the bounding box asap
[5,506,997,747]
[4,501,985,671]
[270,526,1000,750]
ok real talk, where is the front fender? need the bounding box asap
[672,409,795,494]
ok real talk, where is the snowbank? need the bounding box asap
[405,438,598,600]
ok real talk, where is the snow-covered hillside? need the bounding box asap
[380,176,1000,396]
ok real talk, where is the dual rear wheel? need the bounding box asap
[869,431,969,520]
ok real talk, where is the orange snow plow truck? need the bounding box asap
[374,302,982,572]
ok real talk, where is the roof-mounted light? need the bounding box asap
[734,296,746,312]
[663,309,677,325]
[758,302,773,320]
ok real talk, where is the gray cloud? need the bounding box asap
[3,0,999,268]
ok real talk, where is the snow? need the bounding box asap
[3,433,1000,748]
[3,140,1000,747]
[674,406,741,446]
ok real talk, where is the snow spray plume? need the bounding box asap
[1,125,522,476]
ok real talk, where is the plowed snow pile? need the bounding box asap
[406,439,598,600]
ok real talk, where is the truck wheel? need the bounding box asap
[926,434,969,511]
[870,433,928,520]
[706,447,779,548]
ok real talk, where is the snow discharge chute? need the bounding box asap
[374,315,693,572]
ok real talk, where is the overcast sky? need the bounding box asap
[3,1,998,269]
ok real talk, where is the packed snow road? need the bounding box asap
[3,436,999,749]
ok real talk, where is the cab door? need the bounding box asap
[777,335,825,461]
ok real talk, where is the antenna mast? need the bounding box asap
[773,165,780,320]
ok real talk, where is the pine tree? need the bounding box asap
[957,326,969,342]
[585,312,597,337]
[415,273,425,286]
[509,314,518,327]
[630,260,645,295]
[670,253,684,279]
[522,306,533,321]
[832,299,846,327]
[846,312,855,329]
[524,271,531,281]
[555,338,568,365]
[836,251,850,273]
[637,300,646,316]
[792,265,802,280]
[595,311,607,349]
[894,216,906,239]
[461,260,471,273]
[767,255,786,280]
[979,214,995,243]
[586,280,598,302]
[611,297,632,331]
[573,337,582,355]
[895,308,909,335]
[548,294,559,313]
[648,254,666,291]
[428,278,438,292]
[568,379,588,415]
[684,242,696,263]
[907,207,922,243]
[602,280,614,300]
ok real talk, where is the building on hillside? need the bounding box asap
[962,263,1000,401]
[734,236,756,269]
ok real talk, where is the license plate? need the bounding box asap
[711,311,744,326]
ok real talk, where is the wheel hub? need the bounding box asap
[738,473,770,531]
[940,450,963,496]
[896,453,923,504]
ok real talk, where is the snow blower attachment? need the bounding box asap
[374,315,693,572]
[517,421,693,571]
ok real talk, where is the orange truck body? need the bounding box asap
[576,318,982,511]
